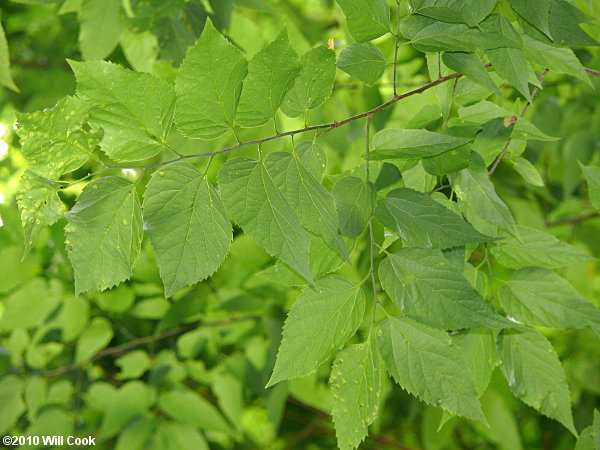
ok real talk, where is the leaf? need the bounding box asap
[451,154,519,237]
[0,377,26,437]
[16,170,65,256]
[70,60,176,161]
[452,329,497,396]
[0,278,60,330]
[375,188,494,249]
[75,317,113,363]
[15,96,100,178]
[282,46,336,118]
[409,0,497,27]
[377,317,485,422]
[159,389,233,435]
[442,52,500,96]
[511,157,544,187]
[175,20,247,139]
[379,248,512,330]
[335,0,390,43]
[79,0,124,60]
[522,36,591,86]
[491,225,593,269]
[143,162,232,297]
[574,410,600,450]
[580,163,600,211]
[265,152,349,261]
[236,29,300,127]
[332,176,375,238]
[119,30,158,73]
[400,14,511,53]
[507,0,551,38]
[98,381,152,440]
[218,157,312,282]
[65,176,143,294]
[331,341,381,450]
[498,329,576,435]
[486,47,530,99]
[296,141,327,181]
[499,267,600,335]
[0,20,18,92]
[268,275,365,386]
[372,129,471,160]
[337,43,387,87]
[423,144,472,176]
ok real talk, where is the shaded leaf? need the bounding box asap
[443,52,500,96]
[332,177,375,238]
[337,43,387,87]
[79,0,124,60]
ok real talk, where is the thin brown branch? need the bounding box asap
[488,69,549,177]
[585,67,600,77]
[38,315,260,377]
[545,211,600,227]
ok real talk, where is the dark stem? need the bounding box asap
[545,211,599,227]
[37,315,260,377]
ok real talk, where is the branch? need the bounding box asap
[488,69,549,177]
[38,315,260,377]
[72,64,600,183]
[545,211,600,227]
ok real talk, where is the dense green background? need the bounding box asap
[1,0,599,448]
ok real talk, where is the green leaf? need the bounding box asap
[400,14,511,53]
[175,20,247,139]
[218,157,312,283]
[372,129,471,160]
[498,329,576,435]
[0,376,25,435]
[119,30,158,73]
[507,0,551,38]
[65,176,143,294]
[575,410,600,450]
[268,275,365,386]
[486,47,530,99]
[442,52,501,96]
[423,144,472,176]
[331,341,381,450]
[70,60,176,161]
[265,152,349,261]
[0,20,18,92]
[79,0,124,60]
[491,226,593,269]
[158,389,233,435]
[453,329,497,396]
[75,317,113,363]
[522,36,591,86]
[155,421,209,450]
[282,46,336,117]
[499,267,600,335]
[15,96,100,178]
[0,278,60,330]
[336,0,390,43]
[580,163,600,211]
[236,29,300,127]
[296,141,327,181]
[332,176,375,238]
[337,43,387,87]
[16,170,65,256]
[379,248,512,329]
[116,350,151,380]
[511,157,544,186]
[451,154,518,237]
[143,162,232,297]
[98,381,152,440]
[115,415,155,450]
[377,317,485,422]
[409,0,497,27]
[473,118,514,166]
[375,188,494,249]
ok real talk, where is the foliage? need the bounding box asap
[1,0,600,448]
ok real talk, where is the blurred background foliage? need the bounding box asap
[0,0,599,448]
